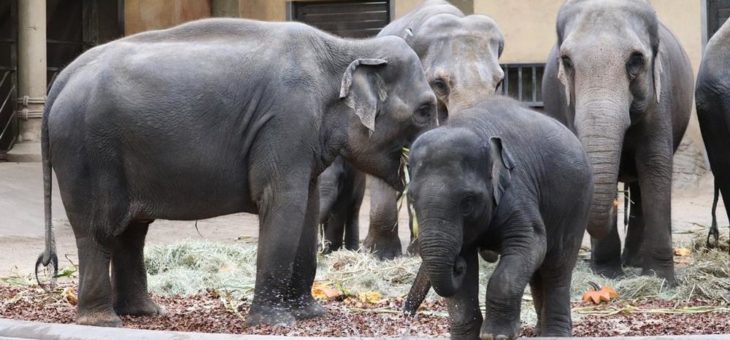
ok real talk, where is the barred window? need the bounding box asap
[499,64,545,108]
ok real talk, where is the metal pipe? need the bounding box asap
[16,0,47,142]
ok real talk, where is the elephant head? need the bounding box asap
[403,14,504,123]
[339,36,437,191]
[554,0,661,239]
[408,127,513,296]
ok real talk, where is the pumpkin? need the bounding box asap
[581,281,618,304]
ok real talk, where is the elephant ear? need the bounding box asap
[339,58,388,134]
[557,56,571,105]
[653,49,663,104]
[489,137,515,205]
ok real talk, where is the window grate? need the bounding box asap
[288,1,391,38]
[500,63,545,108]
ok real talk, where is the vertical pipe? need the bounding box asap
[17,0,46,142]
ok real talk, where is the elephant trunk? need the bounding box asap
[575,95,630,240]
[418,217,465,297]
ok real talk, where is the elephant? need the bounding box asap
[35,18,437,327]
[542,0,693,283]
[318,156,365,253]
[364,0,505,259]
[696,18,730,250]
[402,96,593,338]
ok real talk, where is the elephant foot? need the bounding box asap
[642,263,677,286]
[246,304,296,327]
[289,297,325,320]
[621,253,643,268]
[114,296,165,316]
[590,262,624,279]
[77,309,123,327]
[363,235,402,260]
[480,319,518,340]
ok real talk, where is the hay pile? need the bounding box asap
[143,235,730,308]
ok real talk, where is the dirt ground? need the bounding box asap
[0,161,728,278]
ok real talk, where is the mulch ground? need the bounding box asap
[1,283,729,337]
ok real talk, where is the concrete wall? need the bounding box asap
[125,0,212,35]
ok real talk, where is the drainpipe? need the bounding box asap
[16,0,46,142]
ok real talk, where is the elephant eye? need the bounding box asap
[561,56,573,70]
[414,102,435,125]
[626,52,645,80]
[460,195,476,216]
[430,78,450,96]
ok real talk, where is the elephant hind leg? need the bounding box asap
[74,232,121,327]
[529,272,544,335]
[112,221,163,316]
[364,176,402,260]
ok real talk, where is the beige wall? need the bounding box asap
[125,0,212,35]
[476,0,562,63]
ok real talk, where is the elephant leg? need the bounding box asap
[322,212,346,254]
[363,176,402,260]
[590,206,623,278]
[622,182,645,268]
[481,223,545,339]
[529,272,544,334]
[248,183,313,326]
[720,178,730,252]
[446,250,482,340]
[287,181,325,320]
[707,180,720,248]
[111,221,162,316]
[343,199,361,251]
[74,233,121,327]
[635,145,675,284]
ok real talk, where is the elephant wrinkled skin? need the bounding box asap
[542,0,693,283]
[404,97,593,339]
[36,18,436,328]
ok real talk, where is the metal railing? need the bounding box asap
[0,69,17,154]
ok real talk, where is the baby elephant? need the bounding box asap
[404,97,593,338]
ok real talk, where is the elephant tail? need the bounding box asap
[35,89,58,288]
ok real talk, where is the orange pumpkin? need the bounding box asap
[581,282,618,304]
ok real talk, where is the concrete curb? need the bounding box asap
[0,319,729,340]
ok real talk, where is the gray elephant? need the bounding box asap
[35,18,437,327]
[542,0,693,282]
[696,18,730,249]
[365,0,505,259]
[403,97,592,338]
[318,156,365,253]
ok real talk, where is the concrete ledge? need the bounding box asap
[0,319,729,340]
[5,142,41,163]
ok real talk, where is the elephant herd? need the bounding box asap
[29,0,730,338]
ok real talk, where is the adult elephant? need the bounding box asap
[365,0,505,259]
[542,0,693,282]
[696,18,730,249]
[404,97,593,338]
[35,18,437,327]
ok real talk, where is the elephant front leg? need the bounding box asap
[446,251,482,340]
[590,207,624,278]
[635,145,676,284]
[363,176,402,259]
[248,187,313,326]
[288,182,325,320]
[481,229,545,339]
